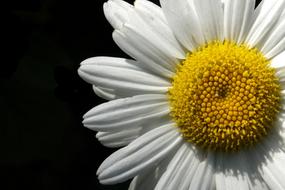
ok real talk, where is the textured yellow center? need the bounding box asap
[169,41,281,152]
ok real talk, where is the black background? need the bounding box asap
[1,0,157,189]
[1,0,261,189]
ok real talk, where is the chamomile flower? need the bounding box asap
[78,0,285,189]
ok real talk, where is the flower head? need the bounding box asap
[78,0,285,189]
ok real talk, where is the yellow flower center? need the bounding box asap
[168,41,281,152]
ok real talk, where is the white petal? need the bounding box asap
[160,0,205,51]
[218,153,250,190]
[83,94,171,132]
[92,85,122,100]
[249,131,285,190]
[154,143,192,190]
[104,0,185,78]
[255,148,285,190]
[241,152,270,190]
[154,143,211,190]
[113,26,179,78]
[215,153,226,190]
[128,157,170,190]
[272,52,285,90]
[134,0,185,59]
[95,117,176,148]
[223,0,255,43]
[261,18,285,58]
[97,125,182,184]
[96,128,140,148]
[245,0,285,47]
[113,29,175,78]
[192,0,224,42]
[134,0,165,23]
[103,0,132,30]
[78,57,170,96]
[189,153,215,190]
[270,51,285,69]
[179,152,206,190]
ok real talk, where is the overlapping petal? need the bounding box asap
[96,128,140,148]
[245,0,285,48]
[192,0,224,42]
[160,0,205,51]
[104,0,184,78]
[97,125,182,184]
[223,0,255,43]
[260,18,285,58]
[253,146,285,189]
[128,157,171,190]
[83,94,170,132]
[78,57,170,96]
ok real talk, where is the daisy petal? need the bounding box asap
[193,0,224,42]
[270,51,285,69]
[245,0,285,47]
[113,29,175,78]
[78,57,170,96]
[103,0,132,30]
[271,52,285,90]
[223,0,255,43]
[134,0,165,23]
[96,128,140,148]
[160,0,205,51]
[154,143,193,190]
[179,153,207,190]
[92,86,122,100]
[134,0,185,59]
[154,143,212,190]
[188,153,215,190]
[128,158,170,190]
[216,152,251,190]
[97,125,182,184]
[83,94,170,132]
[256,150,285,190]
[104,0,184,78]
[260,18,285,58]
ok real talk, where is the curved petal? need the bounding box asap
[192,0,224,42]
[215,152,251,190]
[223,0,255,43]
[78,57,170,96]
[271,52,285,90]
[270,51,285,69]
[245,0,285,48]
[92,85,122,100]
[154,143,193,190]
[134,0,185,59]
[83,94,171,132]
[128,156,171,190]
[160,0,205,51]
[97,125,182,184]
[260,18,285,59]
[188,153,215,190]
[103,0,132,30]
[112,28,175,78]
[154,143,214,190]
[96,128,140,148]
[253,146,285,190]
[134,0,165,23]
[95,118,176,148]
[104,0,185,78]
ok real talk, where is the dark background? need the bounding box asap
[1,0,158,189]
[1,0,262,189]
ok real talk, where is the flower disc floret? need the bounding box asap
[169,41,281,152]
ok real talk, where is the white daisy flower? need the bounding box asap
[78,0,285,189]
